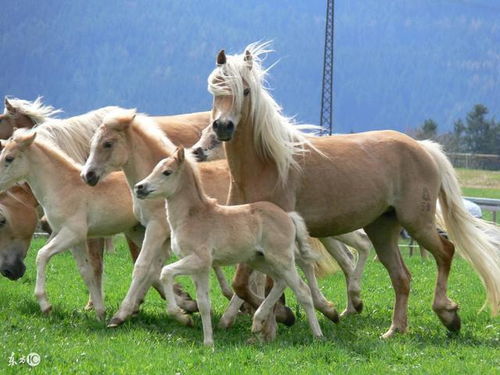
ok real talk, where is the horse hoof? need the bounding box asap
[324,308,340,324]
[354,301,364,314]
[107,317,124,328]
[175,313,194,327]
[381,326,406,339]
[84,301,94,311]
[276,305,295,326]
[443,313,461,332]
[251,319,264,334]
[41,305,52,315]
[181,300,199,314]
[218,317,235,330]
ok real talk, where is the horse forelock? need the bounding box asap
[4,97,62,124]
[208,41,314,185]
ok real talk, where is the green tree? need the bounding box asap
[415,119,438,140]
[461,104,498,154]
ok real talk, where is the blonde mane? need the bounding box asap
[208,41,319,183]
[12,128,81,171]
[35,106,121,164]
[4,97,62,124]
[130,113,177,156]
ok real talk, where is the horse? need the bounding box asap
[0,184,38,281]
[207,42,500,338]
[135,146,323,345]
[0,97,220,312]
[82,110,344,330]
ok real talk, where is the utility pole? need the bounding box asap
[320,0,334,135]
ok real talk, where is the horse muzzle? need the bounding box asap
[212,119,234,142]
[135,184,153,200]
[82,169,100,186]
[0,260,26,281]
[192,147,207,162]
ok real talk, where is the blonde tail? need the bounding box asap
[419,140,500,315]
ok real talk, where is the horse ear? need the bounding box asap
[176,146,185,163]
[244,50,253,70]
[217,50,226,66]
[16,131,36,149]
[4,98,16,114]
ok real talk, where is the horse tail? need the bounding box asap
[288,212,319,263]
[419,140,500,316]
[309,237,341,278]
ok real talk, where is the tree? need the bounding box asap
[415,119,438,140]
[461,104,499,154]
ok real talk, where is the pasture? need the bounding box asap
[0,168,498,374]
[1,239,498,373]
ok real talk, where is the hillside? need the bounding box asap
[0,0,498,133]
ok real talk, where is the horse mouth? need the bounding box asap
[136,189,153,200]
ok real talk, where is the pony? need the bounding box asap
[82,110,343,332]
[207,42,500,338]
[135,147,323,345]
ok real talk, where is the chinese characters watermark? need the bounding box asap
[8,352,41,367]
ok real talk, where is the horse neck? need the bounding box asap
[166,162,210,229]
[24,143,79,204]
[9,184,38,208]
[122,126,172,188]
[223,111,279,199]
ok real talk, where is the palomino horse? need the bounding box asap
[82,110,344,329]
[135,147,323,345]
[191,109,373,321]
[0,184,38,280]
[207,43,499,338]
[0,129,149,319]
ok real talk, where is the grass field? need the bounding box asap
[0,169,499,374]
[1,238,498,374]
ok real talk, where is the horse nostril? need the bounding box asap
[212,120,219,130]
[86,170,96,180]
[193,147,203,156]
[136,184,144,191]
[227,121,234,130]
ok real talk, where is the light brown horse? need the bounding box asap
[136,147,323,345]
[207,43,500,338]
[0,184,38,280]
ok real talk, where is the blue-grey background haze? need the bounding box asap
[0,0,498,133]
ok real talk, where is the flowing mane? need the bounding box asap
[4,96,62,124]
[207,41,319,183]
[35,106,121,164]
[12,128,81,171]
[130,113,177,156]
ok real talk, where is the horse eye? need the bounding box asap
[5,155,14,163]
[103,141,113,149]
[243,88,250,97]
[163,170,172,176]
[0,217,6,226]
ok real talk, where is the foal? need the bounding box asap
[135,147,323,345]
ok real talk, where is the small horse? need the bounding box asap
[135,147,323,345]
[207,42,500,338]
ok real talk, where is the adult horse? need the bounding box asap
[0,184,38,281]
[207,43,499,338]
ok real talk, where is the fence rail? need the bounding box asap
[447,152,500,170]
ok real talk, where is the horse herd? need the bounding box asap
[0,42,498,346]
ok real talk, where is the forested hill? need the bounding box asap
[1,0,498,133]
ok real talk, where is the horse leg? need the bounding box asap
[108,222,171,327]
[296,258,339,322]
[403,222,460,332]
[364,214,411,338]
[334,230,371,316]
[34,228,81,314]
[232,264,295,326]
[193,270,213,346]
[319,237,362,316]
[84,238,105,311]
[72,242,106,321]
[160,254,210,328]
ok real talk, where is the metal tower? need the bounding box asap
[320,0,335,135]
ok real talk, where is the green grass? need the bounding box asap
[1,237,498,374]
